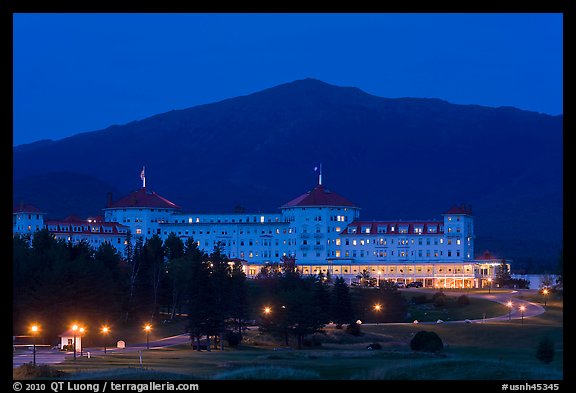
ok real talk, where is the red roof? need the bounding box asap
[281,185,357,208]
[341,221,444,235]
[444,204,473,215]
[476,250,499,260]
[107,187,181,210]
[13,204,43,213]
[45,217,129,236]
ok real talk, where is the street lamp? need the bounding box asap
[79,327,85,357]
[377,270,381,287]
[72,324,78,360]
[519,305,526,325]
[144,324,152,350]
[506,301,513,321]
[487,278,492,294]
[542,288,549,307]
[373,304,382,325]
[30,324,39,366]
[101,326,110,354]
[263,306,272,315]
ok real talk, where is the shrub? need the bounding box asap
[410,331,444,353]
[535,337,555,364]
[366,342,382,350]
[224,331,241,347]
[345,322,363,336]
[507,278,530,289]
[457,295,470,306]
[13,364,66,380]
[213,366,320,380]
[302,335,322,347]
[412,294,429,305]
[432,292,447,307]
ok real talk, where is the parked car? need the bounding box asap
[395,282,405,288]
[406,281,423,288]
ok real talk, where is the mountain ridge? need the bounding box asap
[13,78,563,272]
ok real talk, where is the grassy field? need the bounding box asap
[19,292,563,380]
[404,292,508,322]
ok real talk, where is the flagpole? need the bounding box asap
[319,163,322,185]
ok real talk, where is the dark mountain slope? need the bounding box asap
[13,79,563,271]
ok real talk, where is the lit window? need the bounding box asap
[260,216,265,223]
[440,238,444,244]
[188,218,192,223]
[136,229,142,234]
[335,250,341,257]
[352,240,357,246]
[457,239,461,245]
[335,238,341,246]
[336,227,341,232]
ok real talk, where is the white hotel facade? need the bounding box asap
[13,177,506,289]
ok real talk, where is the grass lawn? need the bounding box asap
[22,293,562,380]
[404,292,508,322]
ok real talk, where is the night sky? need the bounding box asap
[13,13,562,146]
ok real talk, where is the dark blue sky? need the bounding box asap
[13,13,562,146]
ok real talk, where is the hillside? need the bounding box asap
[13,79,563,271]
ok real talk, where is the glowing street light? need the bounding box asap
[144,324,152,350]
[506,301,513,321]
[30,324,40,366]
[101,326,110,354]
[263,306,272,315]
[373,304,382,325]
[519,305,526,325]
[542,288,549,307]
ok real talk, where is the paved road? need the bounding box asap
[13,289,547,367]
[13,334,191,368]
[399,288,545,324]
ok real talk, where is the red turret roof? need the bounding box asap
[13,204,43,213]
[107,187,181,210]
[281,185,357,208]
[444,204,473,215]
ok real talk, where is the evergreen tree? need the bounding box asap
[184,238,211,351]
[145,235,166,321]
[330,277,354,328]
[495,259,511,288]
[164,234,186,318]
[206,243,231,349]
[229,259,248,339]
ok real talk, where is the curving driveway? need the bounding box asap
[400,288,545,324]
[14,290,546,367]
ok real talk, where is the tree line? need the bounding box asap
[14,230,407,349]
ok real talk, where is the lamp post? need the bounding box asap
[144,324,152,350]
[487,278,492,294]
[373,304,382,325]
[263,306,272,316]
[542,288,549,307]
[377,270,381,287]
[30,324,39,366]
[79,327,85,357]
[520,305,526,325]
[72,324,78,360]
[506,301,513,321]
[101,326,110,354]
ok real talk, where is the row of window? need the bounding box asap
[333,249,469,258]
